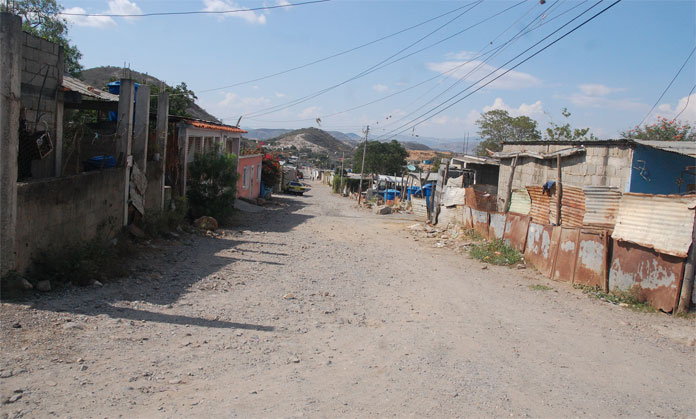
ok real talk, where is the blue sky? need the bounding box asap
[62,0,696,140]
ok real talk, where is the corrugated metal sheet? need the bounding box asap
[574,229,609,291]
[411,198,428,219]
[583,186,622,229]
[465,187,497,212]
[634,140,696,157]
[504,213,530,252]
[488,213,506,240]
[186,120,247,133]
[559,186,585,228]
[471,208,490,239]
[524,223,557,277]
[62,76,119,101]
[508,189,531,215]
[442,186,466,207]
[612,193,696,257]
[609,240,685,312]
[526,186,550,225]
[551,228,580,283]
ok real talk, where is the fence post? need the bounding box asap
[132,84,150,173]
[117,79,135,226]
[0,13,22,275]
[155,91,169,210]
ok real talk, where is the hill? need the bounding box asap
[80,66,220,122]
[244,128,292,141]
[400,141,431,151]
[268,127,354,156]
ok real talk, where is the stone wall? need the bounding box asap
[497,143,633,211]
[19,32,64,179]
[14,168,126,272]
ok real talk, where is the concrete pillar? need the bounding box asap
[0,13,22,275]
[116,79,135,165]
[152,92,169,210]
[132,84,150,173]
[117,79,135,226]
[53,46,64,177]
[177,125,188,197]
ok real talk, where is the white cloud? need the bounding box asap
[217,92,271,109]
[63,7,116,27]
[445,50,476,60]
[298,106,321,119]
[372,84,388,93]
[202,0,267,24]
[578,83,625,97]
[63,1,142,27]
[276,0,291,6]
[649,93,696,123]
[275,92,286,98]
[482,97,545,118]
[426,56,540,90]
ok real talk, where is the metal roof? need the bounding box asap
[632,140,696,157]
[492,146,585,160]
[451,155,500,166]
[612,193,696,258]
[62,76,119,101]
[184,119,247,134]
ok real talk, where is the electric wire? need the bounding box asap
[637,45,696,127]
[58,0,330,17]
[197,2,484,93]
[376,0,622,140]
[244,0,484,119]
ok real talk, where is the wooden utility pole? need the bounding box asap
[357,125,369,205]
[339,151,344,195]
[677,210,696,314]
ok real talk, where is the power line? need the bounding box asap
[244,0,484,119]
[379,0,622,139]
[673,83,696,121]
[637,45,696,127]
[58,0,330,17]
[197,2,483,93]
[236,0,583,126]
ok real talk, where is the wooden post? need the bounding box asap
[556,154,562,226]
[677,210,696,314]
[503,155,518,213]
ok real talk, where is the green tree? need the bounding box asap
[544,108,598,141]
[4,0,83,76]
[622,116,695,142]
[474,109,541,156]
[187,152,238,223]
[353,140,408,175]
[150,82,198,117]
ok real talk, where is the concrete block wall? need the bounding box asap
[20,32,64,178]
[497,143,633,211]
[14,168,126,272]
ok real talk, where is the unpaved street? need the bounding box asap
[2,182,695,418]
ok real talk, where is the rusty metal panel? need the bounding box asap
[462,206,473,229]
[573,229,609,291]
[504,213,530,252]
[524,223,557,277]
[551,228,580,283]
[583,186,621,230]
[488,212,506,240]
[609,240,686,312]
[526,186,550,225]
[471,208,489,239]
[612,193,696,257]
[509,189,531,215]
[465,186,497,212]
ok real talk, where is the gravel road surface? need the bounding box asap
[1,182,695,418]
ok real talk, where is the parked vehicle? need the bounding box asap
[286,181,310,195]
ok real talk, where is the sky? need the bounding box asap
[60,0,696,140]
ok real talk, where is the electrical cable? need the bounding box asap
[637,46,696,127]
[58,0,330,17]
[377,0,622,140]
[197,2,485,93]
[244,0,484,119]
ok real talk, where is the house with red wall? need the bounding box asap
[237,154,263,200]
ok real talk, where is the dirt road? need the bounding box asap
[2,182,695,418]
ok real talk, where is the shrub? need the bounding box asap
[187,152,238,223]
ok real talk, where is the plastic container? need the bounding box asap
[83,155,116,171]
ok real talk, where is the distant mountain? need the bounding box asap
[80,66,220,122]
[244,128,293,141]
[400,141,431,151]
[268,127,354,156]
[327,131,362,145]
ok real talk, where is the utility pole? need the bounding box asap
[339,151,345,195]
[357,125,369,205]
